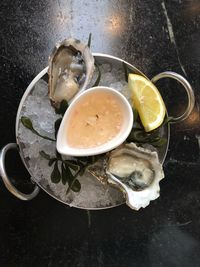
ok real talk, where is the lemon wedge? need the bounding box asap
[128,74,166,132]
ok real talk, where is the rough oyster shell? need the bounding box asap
[107,143,164,210]
[48,38,94,107]
[87,157,108,185]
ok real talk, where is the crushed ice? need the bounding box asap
[18,64,130,208]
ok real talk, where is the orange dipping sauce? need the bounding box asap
[67,91,124,148]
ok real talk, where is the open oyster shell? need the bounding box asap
[106,143,164,210]
[87,157,108,185]
[48,38,94,107]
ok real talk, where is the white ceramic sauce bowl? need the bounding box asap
[56,86,133,157]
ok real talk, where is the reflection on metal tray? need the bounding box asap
[0,53,195,210]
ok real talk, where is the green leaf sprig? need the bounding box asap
[122,61,132,82]
[21,101,68,138]
[40,150,102,193]
[21,116,56,142]
[40,150,81,192]
[87,33,92,48]
[54,100,69,116]
[127,109,168,147]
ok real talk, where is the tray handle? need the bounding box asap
[0,143,39,200]
[151,71,195,123]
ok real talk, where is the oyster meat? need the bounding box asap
[48,38,94,107]
[107,143,164,210]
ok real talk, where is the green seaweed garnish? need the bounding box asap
[21,116,56,142]
[87,33,92,48]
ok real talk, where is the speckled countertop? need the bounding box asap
[0,0,200,266]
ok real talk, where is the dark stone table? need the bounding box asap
[0,0,200,266]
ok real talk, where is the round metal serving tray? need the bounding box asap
[0,53,195,210]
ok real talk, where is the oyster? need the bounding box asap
[106,143,164,210]
[48,38,94,107]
